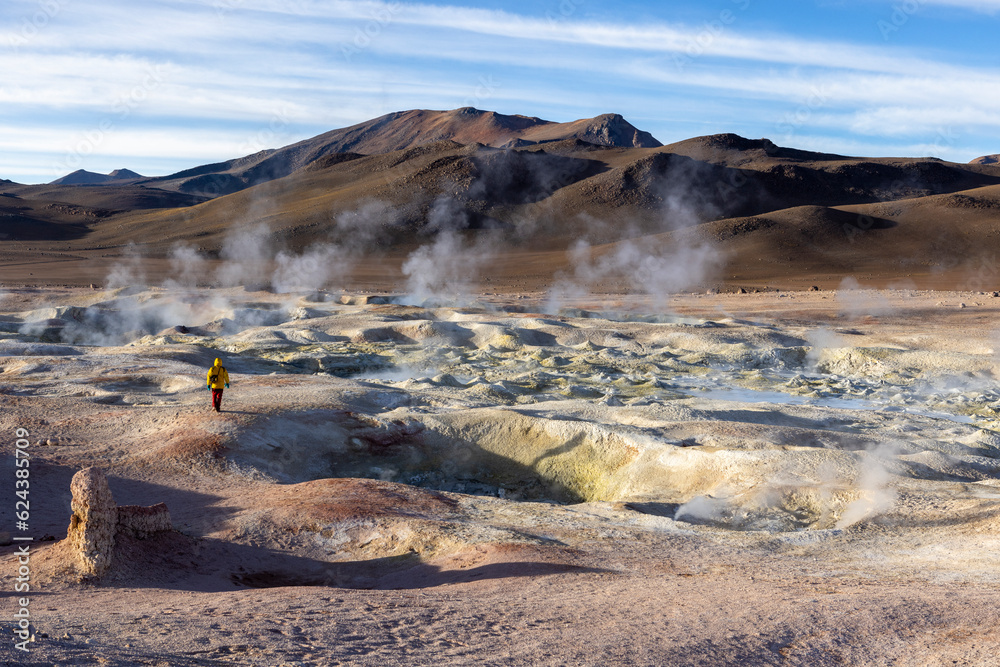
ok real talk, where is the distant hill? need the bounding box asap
[6,107,1000,290]
[679,183,1000,285]
[971,155,998,165]
[144,108,662,197]
[108,168,143,180]
[82,130,1000,257]
[289,107,662,156]
[51,168,144,185]
[662,134,849,167]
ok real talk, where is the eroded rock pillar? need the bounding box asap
[67,467,117,578]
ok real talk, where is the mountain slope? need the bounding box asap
[6,111,1000,290]
[142,108,661,197]
[291,108,662,155]
[51,168,144,185]
[79,134,1000,256]
[662,134,848,167]
[673,183,1000,284]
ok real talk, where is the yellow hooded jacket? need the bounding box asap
[207,358,230,389]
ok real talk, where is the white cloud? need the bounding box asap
[778,132,983,163]
[227,0,982,78]
[919,0,1000,13]
[0,122,314,176]
[848,106,1000,136]
[0,0,998,181]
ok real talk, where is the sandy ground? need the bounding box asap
[1,286,999,666]
[1,247,995,295]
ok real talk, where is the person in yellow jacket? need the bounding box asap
[206,358,230,412]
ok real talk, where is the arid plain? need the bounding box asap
[2,109,1000,665]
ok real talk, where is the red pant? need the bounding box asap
[211,388,224,412]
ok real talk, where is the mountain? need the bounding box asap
[290,107,662,155]
[5,108,1000,289]
[662,134,849,167]
[51,168,144,185]
[971,155,998,165]
[679,183,1000,287]
[144,108,661,197]
[108,168,143,180]
[84,130,1000,258]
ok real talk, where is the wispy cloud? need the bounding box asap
[0,0,997,181]
[217,0,991,79]
[919,0,1000,13]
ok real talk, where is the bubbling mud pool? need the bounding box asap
[4,286,1000,536]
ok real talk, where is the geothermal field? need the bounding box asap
[1,281,999,665]
[3,106,1000,665]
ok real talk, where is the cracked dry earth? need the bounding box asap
[0,285,999,666]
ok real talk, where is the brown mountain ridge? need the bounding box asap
[2,107,1000,289]
[140,108,662,198]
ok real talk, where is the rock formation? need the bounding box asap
[67,468,118,578]
[117,502,173,538]
[66,467,172,578]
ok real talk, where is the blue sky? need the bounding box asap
[1,0,998,184]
